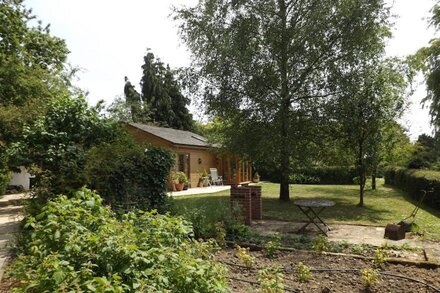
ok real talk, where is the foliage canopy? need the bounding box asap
[175,0,392,200]
[0,0,70,144]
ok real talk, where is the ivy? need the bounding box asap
[85,142,175,212]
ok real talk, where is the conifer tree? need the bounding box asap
[139,51,194,130]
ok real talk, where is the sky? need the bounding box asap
[25,0,436,140]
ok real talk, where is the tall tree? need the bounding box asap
[123,76,146,122]
[0,0,70,144]
[139,51,194,130]
[175,0,391,201]
[333,60,407,206]
[407,134,440,169]
[412,2,440,132]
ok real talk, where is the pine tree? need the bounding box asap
[139,51,193,130]
[123,76,144,122]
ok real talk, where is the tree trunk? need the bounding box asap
[278,0,290,201]
[372,173,376,190]
[279,99,290,201]
[358,141,364,207]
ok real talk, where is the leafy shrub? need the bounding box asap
[86,141,174,213]
[361,268,381,288]
[235,245,254,268]
[9,96,120,199]
[384,167,440,211]
[260,166,358,184]
[295,262,312,282]
[372,248,388,268]
[175,203,251,242]
[0,147,9,195]
[9,188,227,292]
[296,166,358,184]
[214,221,227,247]
[258,266,284,293]
[312,235,329,253]
[289,173,320,184]
[263,233,281,258]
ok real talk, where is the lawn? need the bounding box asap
[172,180,440,240]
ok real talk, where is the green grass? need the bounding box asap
[172,180,440,240]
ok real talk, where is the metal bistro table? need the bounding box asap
[294,199,335,236]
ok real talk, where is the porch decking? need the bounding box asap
[168,185,231,197]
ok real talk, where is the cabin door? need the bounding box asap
[177,153,190,184]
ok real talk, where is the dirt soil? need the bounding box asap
[216,248,440,293]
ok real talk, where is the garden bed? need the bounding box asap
[216,248,440,292]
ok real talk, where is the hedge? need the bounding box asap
[384,167,440,211]
[86,142,174,213]
[262,166,358,185]
[294,166,358,184]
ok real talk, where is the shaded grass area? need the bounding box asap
[172,180,440,240]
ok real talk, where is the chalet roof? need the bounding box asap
[128,123,211,148]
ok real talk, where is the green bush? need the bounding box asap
[289,173,320,184]
[9,188,227,292]
[177,204,251,242]
[86,141,174,213]
[384,167,440,211]
[263,166,357,184]
[8,96,121,199]
[0,147,10,195]
[292,166,358,184]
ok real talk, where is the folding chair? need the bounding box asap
[209,168,223,185]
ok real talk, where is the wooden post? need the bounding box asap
[237,158,241,184]
[227,157,231,184]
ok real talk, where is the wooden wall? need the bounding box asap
[125,125,218,188]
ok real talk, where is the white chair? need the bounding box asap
[209,168,223,185]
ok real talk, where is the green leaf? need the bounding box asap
[53,270,66,285]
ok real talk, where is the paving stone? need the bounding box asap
[0,193,26,284]
[252,219,440,263]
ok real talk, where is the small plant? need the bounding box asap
[312,235,329,253]
[201,169,209,177]
[253,172,260,183]
[295,262,312,282]
[214,221,227,247]
[258,266,284,293]
[361,268,381,288]
[263,232,281,258]
[235,245,254,268]
[372,248,388,268]
[352,244,366,255]
[173,171,189,184]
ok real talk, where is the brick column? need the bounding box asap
[249,185,262,220]
[230,185,263,225]
[230,186,251,225]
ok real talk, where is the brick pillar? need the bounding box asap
[230,186,252,225]
[249,185,262,220]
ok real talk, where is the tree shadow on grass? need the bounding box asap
[262,197,393,225]
[382,184,440,223]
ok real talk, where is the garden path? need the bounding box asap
[168,185,230,197]
[252,219,440,263]
[0,193,26,283]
